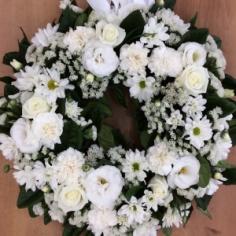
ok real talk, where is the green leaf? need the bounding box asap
[56,121,83,152]
[190,12,198,28]
[124,185,144,201]
[4,84,19,98]
[195,195,212,217]
[164,0,176,9]
[98,125,115,151]
[28,206,38,218]
[58,7,78,32]
[140,131,154,149]
[110,85,127,107]
[182,28,209,44]
[3,52,21,66]
[63,224,84,236]
[198,157,211,188]
[222,74,236,92]
[229,126,236,145]
[216,160,236,169]
[75,12,88,26]
[162,228,172,236]
[0,76,15,84]
[120,10,145,44]
[17,187,44,209]
[222,168,236,185]
[44,211,52,225]
[206,95,236,116]
[213,35,222,48]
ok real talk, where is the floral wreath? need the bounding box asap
[1,0,236,235]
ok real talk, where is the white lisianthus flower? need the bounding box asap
[126,76,155,102]
[82,40,119,77]
[122,150,148,182]
[13,65,41,91]
[31,23,60,47]
[35,69,74,104]
[147,142,177,176]
[133,219,160,236]
[168,155,200,189]
[32,112,63,149]
[120,42,149,76]
[22,95,50,119]
[96,20,126,47]
[148,176,172,206]
[88,208,118,236]
[63,27,95,54]
[118,196,150,225]
[178,42,207,66]
[185,115,213,149]
[149,46,183,77]
[87,0,154,24]
[85,165,124,209]
[141,17,169,48]
[0,134,19,160]
[55,184,88,214]
[49,148,85,188]
[10,118,41,153]
[176,65,209,96]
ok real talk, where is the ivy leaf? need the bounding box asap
[98,125,115,151]
[198,157,211,188]
[120,10,145,44]
[182,28,209,44]
[222,168,236,185]
[17,187,44,209]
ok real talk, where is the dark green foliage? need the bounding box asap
[198,157,211,188]
[223,168,236,185]
[182,28,209,44]
[4,84,19,98]
[164,0,176,10]
[63,224,84,236]
[195,195,212,215]
[0,76,15,84]
[98,125,116,151]
[222,74,236,93]
[190,12,198,28]
[110,84,127,108]
[124,185,144,201]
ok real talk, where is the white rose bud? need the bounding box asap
[22,96,50,119]
[176,65,209,96]
[10,59,23,71]
[96,20,126,47]
[55,184,88,214]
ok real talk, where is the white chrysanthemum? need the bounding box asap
[210,72,224,97]
[208,133,232,165]
[35,69,74,104]
[96,20,126,47]
[141,17,169,48]
[63,27,95,54]
[0,134,19,160]
[85,165,124,209]
[185,115,213,149]
[125,76,155,102]
[162,207,183,228]
[147,142,177,176]
[133,219,159,236]
[122,150,148,182]
[120,42,149,76]
[82,40,119,77]
[118,196,150,225]
[49,148,85,188]
[178,42,207,67]
[88,208,118,236]
[13,65,41,91]
[10,118,41,154]
[87,0,154,24]
[31,23,60,47]
[168,155,200,189]
[32,112,63,149]
[22,95,50,119]
[176,65,209,96]
[156,8,190,35]
[65,100,83,120]
[149,46,183,77]
[54,184,88,214]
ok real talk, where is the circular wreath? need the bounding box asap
[1,0,236,235]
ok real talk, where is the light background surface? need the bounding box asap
[0,0,236,235]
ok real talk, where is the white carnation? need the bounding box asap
[0,134,19,160]
[82,40,119,77]
[149,46,183,77]
[85,165,124,209]
[32,112,63,149]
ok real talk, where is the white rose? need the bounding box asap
[85,165,124,209]
[32,112,63,149]
[176,65,209,95]
[55,184,88,214]
[149,46,183,77]
[82,40,119,77]
[168,156,200,189]
[96,20,126,46]
[63,26,95,53]
[178,42,207,67]
[88,208,117,236]
[10,118,41,154]
[22,95,50,119]
[0,134,19,160]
